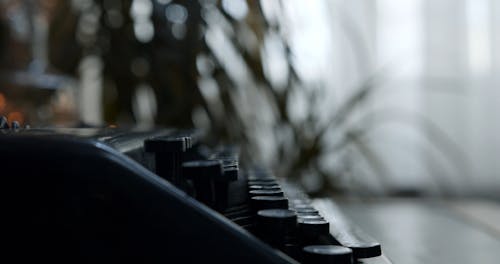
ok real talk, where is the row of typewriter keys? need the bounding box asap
[145,138,355,264]
[246,171,354,264]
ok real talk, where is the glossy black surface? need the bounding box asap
[0,128,296,263]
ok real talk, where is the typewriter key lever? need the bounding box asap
[182,160,223,208]
[214,166,238,211]
[144,136,187,184]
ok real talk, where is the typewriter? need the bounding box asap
[0,118,389,263]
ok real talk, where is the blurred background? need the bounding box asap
[1,0,499,199]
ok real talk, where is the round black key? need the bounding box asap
[247,175,276,181]
[248,185,281,191]
[298,215,324,221]
[248,180,277,186]
[249,189,284,197]
[251,196,288,211]
[247,176,275,182]
[303,245,353,264]
[257,209,297,229]
[342,240,382,259]
[296,208,319,216]
[298,219,330,236]
[257,209,297,248]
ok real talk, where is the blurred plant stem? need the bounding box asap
[43,0,465,196]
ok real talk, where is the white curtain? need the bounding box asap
[311,0,500,196]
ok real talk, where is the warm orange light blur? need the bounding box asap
[0,93,5,113]
[7,111,24,125]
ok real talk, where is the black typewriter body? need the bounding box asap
[0,128,387,263]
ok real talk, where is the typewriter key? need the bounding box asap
[249,189,284,197]
[251,196,288,211]
[299,219,330,237]
[182,160,223,208]
[295,208,320,216]
[211,165,238,211]
[248,184,281,191]
[247,176,274,181]
[247,180,278,186]
[302,245,353,264]
[145,137,187,183]
[257,209,298,249]
[298,215,324,221]
[257,209,297,228]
